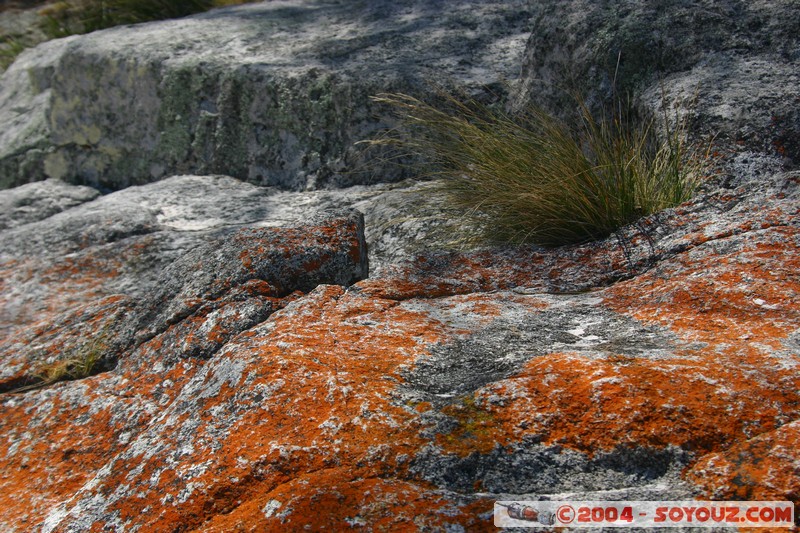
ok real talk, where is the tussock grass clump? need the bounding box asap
[34,343,101,384]
[368,92,708,247]
[10,335,106,394]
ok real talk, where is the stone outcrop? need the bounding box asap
[1,161,798,530]
[0,196,368,386]
[1,0,799,531]
[0,0,532,190]
[0,177,99,230]
[0,174,462,343]
[516,0,800,166]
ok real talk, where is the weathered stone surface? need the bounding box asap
[0,175,467,341]
[0,177,99,230]
[0,294,136,393]
[515,0,800,165]
[686,420,800,502]
[2,1,800,530]
[0,0,533,190]
[0,192,368,386]
[130,207,368,348]
[0,3,51,74]
[1,159,798,530]
[0,36,75,189]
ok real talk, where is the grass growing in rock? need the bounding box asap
[0,36,27,71]
[368,92,708,247]
[11,335,107,393]
[35,340,102,383]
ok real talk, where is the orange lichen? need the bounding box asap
[75,286,479,531]
[0,242,139,335]
[239,249,254,271]
[685,421,800,503]
[605,226,800,349]
[0,378,145,528]
[197,470,495,532]
[438,348,800,458]
[3,197,798,530]
[434,225,800,470]
[431,292,547,325]
[356,247,609,301]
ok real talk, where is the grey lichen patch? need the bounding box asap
[399,294,684,404]
[43,151,71,181]
[209,72,252,179]
[410,439,692,496]
[156,65,220,175]
[151,64,373,190]
[240,67,371,189]
[44,50,163,188]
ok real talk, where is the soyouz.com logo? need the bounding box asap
[494,501,795,528]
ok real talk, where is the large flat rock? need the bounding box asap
[0,0,532,190]
[1,160,798,530]
[0,175,467,341]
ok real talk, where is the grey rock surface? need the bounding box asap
[0,202,368,392]
[642,53,800,164]
[0,6,48,73]
[0,177,99,230]
[0,130,798,533]
[0,174,464,338]
[2,157,796,530]
[515,0,800,165]
[131,207,369,346]
[0,0,533,190]
[0,36,75,188]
